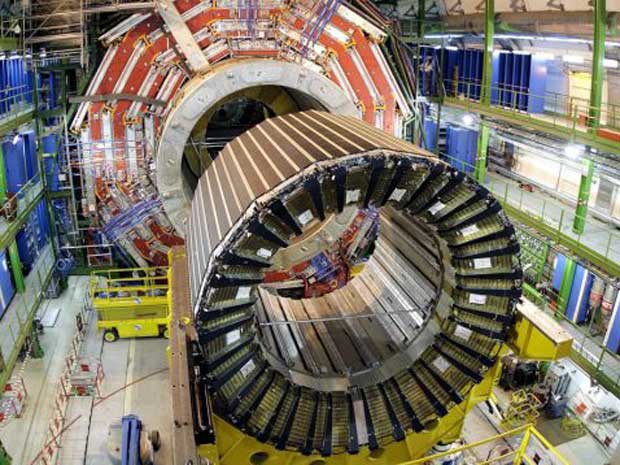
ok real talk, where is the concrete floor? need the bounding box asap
[0,276,172,465]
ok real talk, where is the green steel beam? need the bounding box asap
[475,123,490,183]
[0,37,18,50]
[573,158,594,234]
[480,0,495,105]
[7,240,24,293]
[557,257,576,317]
[417,0,425,39]
[443,97,620,153]
[0,188,44,254]
[0,144,7,204]
[0,110,35,138]
[590,0,606,128]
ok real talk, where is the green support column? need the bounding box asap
[480,0,495,106]
[573,158,594,234]
[557,257,576,317]
[0,144,7,205]
[589,0,606,128]
[474,123,490,183]
[8,240,24,293]
[417,0,425,39]
[475,0,494,181]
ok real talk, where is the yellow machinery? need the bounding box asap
[166,247,574,465]
[89,267,170,342]
[500,390,543,430]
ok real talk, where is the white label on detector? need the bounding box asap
[469,293,487,305]
[433,356,450,373]
[226,329,241,345]
[460,224,479,236]
[454,324,473,341]
[473,257,492,269]
[240,359,256,378]
[346,189,361,203]
[390,188,407,201]
[236,286,251,300]
[428,201,446,215]
[257,248,272,259]
[298,210,314,226]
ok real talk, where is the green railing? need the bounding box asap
[434,78,620,150]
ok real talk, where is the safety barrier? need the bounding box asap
[36,305,91,465]
[0,375,27,425]
[403,424,570,465]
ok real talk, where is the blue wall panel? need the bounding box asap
[423,118,437,152]
[605,291,620,353]
[528,55,548,114]
[2,138,27,194]
[446,125,477,174]
[565,265,593,324]
[552,253,567,291]
[36,199,50,248]
[0,250,15,317]
[42,134,56,154]
[23,131,38,180]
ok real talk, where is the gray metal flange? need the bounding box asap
[156,59,357,236]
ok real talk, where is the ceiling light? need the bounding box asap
[12,134,20,145]
[604,58,618,68]
[39,49,47,59]
[564,144,584,159]
[562,54,584,64]
[444,46,458,51]
[534,52,554,60]
[462,114,474,125]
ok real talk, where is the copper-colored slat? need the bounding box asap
[169,246,201,465]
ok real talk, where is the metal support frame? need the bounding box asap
[417,0,425,39]
[0,144,7,204]
[572,158,594,234]
[589,0,606,128]
[156,0,210,74]
[8,240,24,293]
[480,0,494,106]
[557,257,576,317]
[474,123,490,183]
